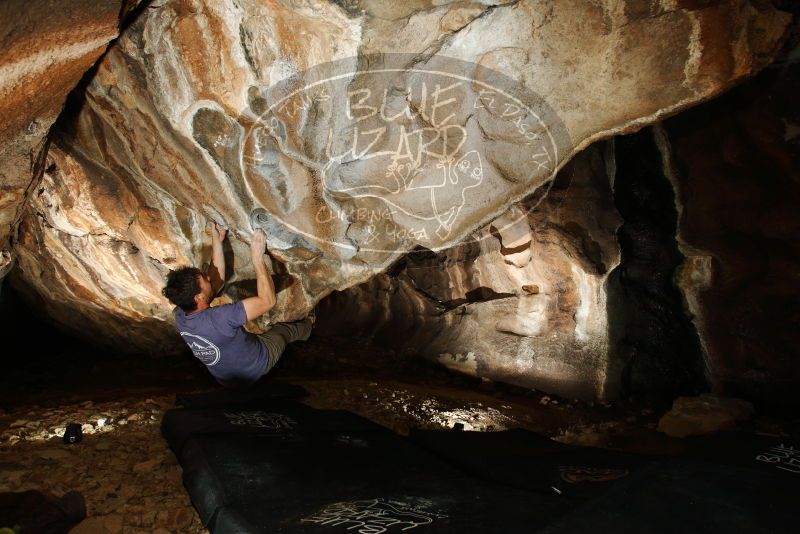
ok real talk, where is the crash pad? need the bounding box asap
[409,428,651,498]
[540,455,799,533]
[162,399,576,533]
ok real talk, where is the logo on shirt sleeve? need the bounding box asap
[180,332,221,366]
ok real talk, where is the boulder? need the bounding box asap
[657,393,755,438]
[6,0,792,358]
[0,0,142,274]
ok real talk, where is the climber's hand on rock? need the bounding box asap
[250,229,267,258]
[208,222,227,243]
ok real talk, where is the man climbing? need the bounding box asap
[162,222,313,388]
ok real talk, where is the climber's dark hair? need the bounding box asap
[162,267,203,312]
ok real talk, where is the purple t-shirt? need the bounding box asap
[174,302,268,388]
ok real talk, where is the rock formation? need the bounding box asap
[659,59,800,408]
[318,55,800,404]
[657,394,754,438]
[316,144,625,400]
[0,0,142,278]
[7,0,790,360]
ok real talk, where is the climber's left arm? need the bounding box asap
[207,222,227,295]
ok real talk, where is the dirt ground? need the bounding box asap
[1,336,796,533]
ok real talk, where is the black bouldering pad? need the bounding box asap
[540,456,800,534]
[689,431,800,477]
[163,398,400,456]
[182,432,575,533]
[409,428,652,498]
[539,432,800,533]
[162,399,577,533]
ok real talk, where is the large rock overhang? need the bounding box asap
[6,0,792,356]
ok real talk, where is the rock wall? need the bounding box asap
[8,0,790,355]
[316,144,625,400]
[315,129,716,404]
[0,0,141,278]
[606,130,708,403]
[318,57,800,405]
[659,59,800,408]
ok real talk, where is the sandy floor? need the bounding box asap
[1,394,203,533]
